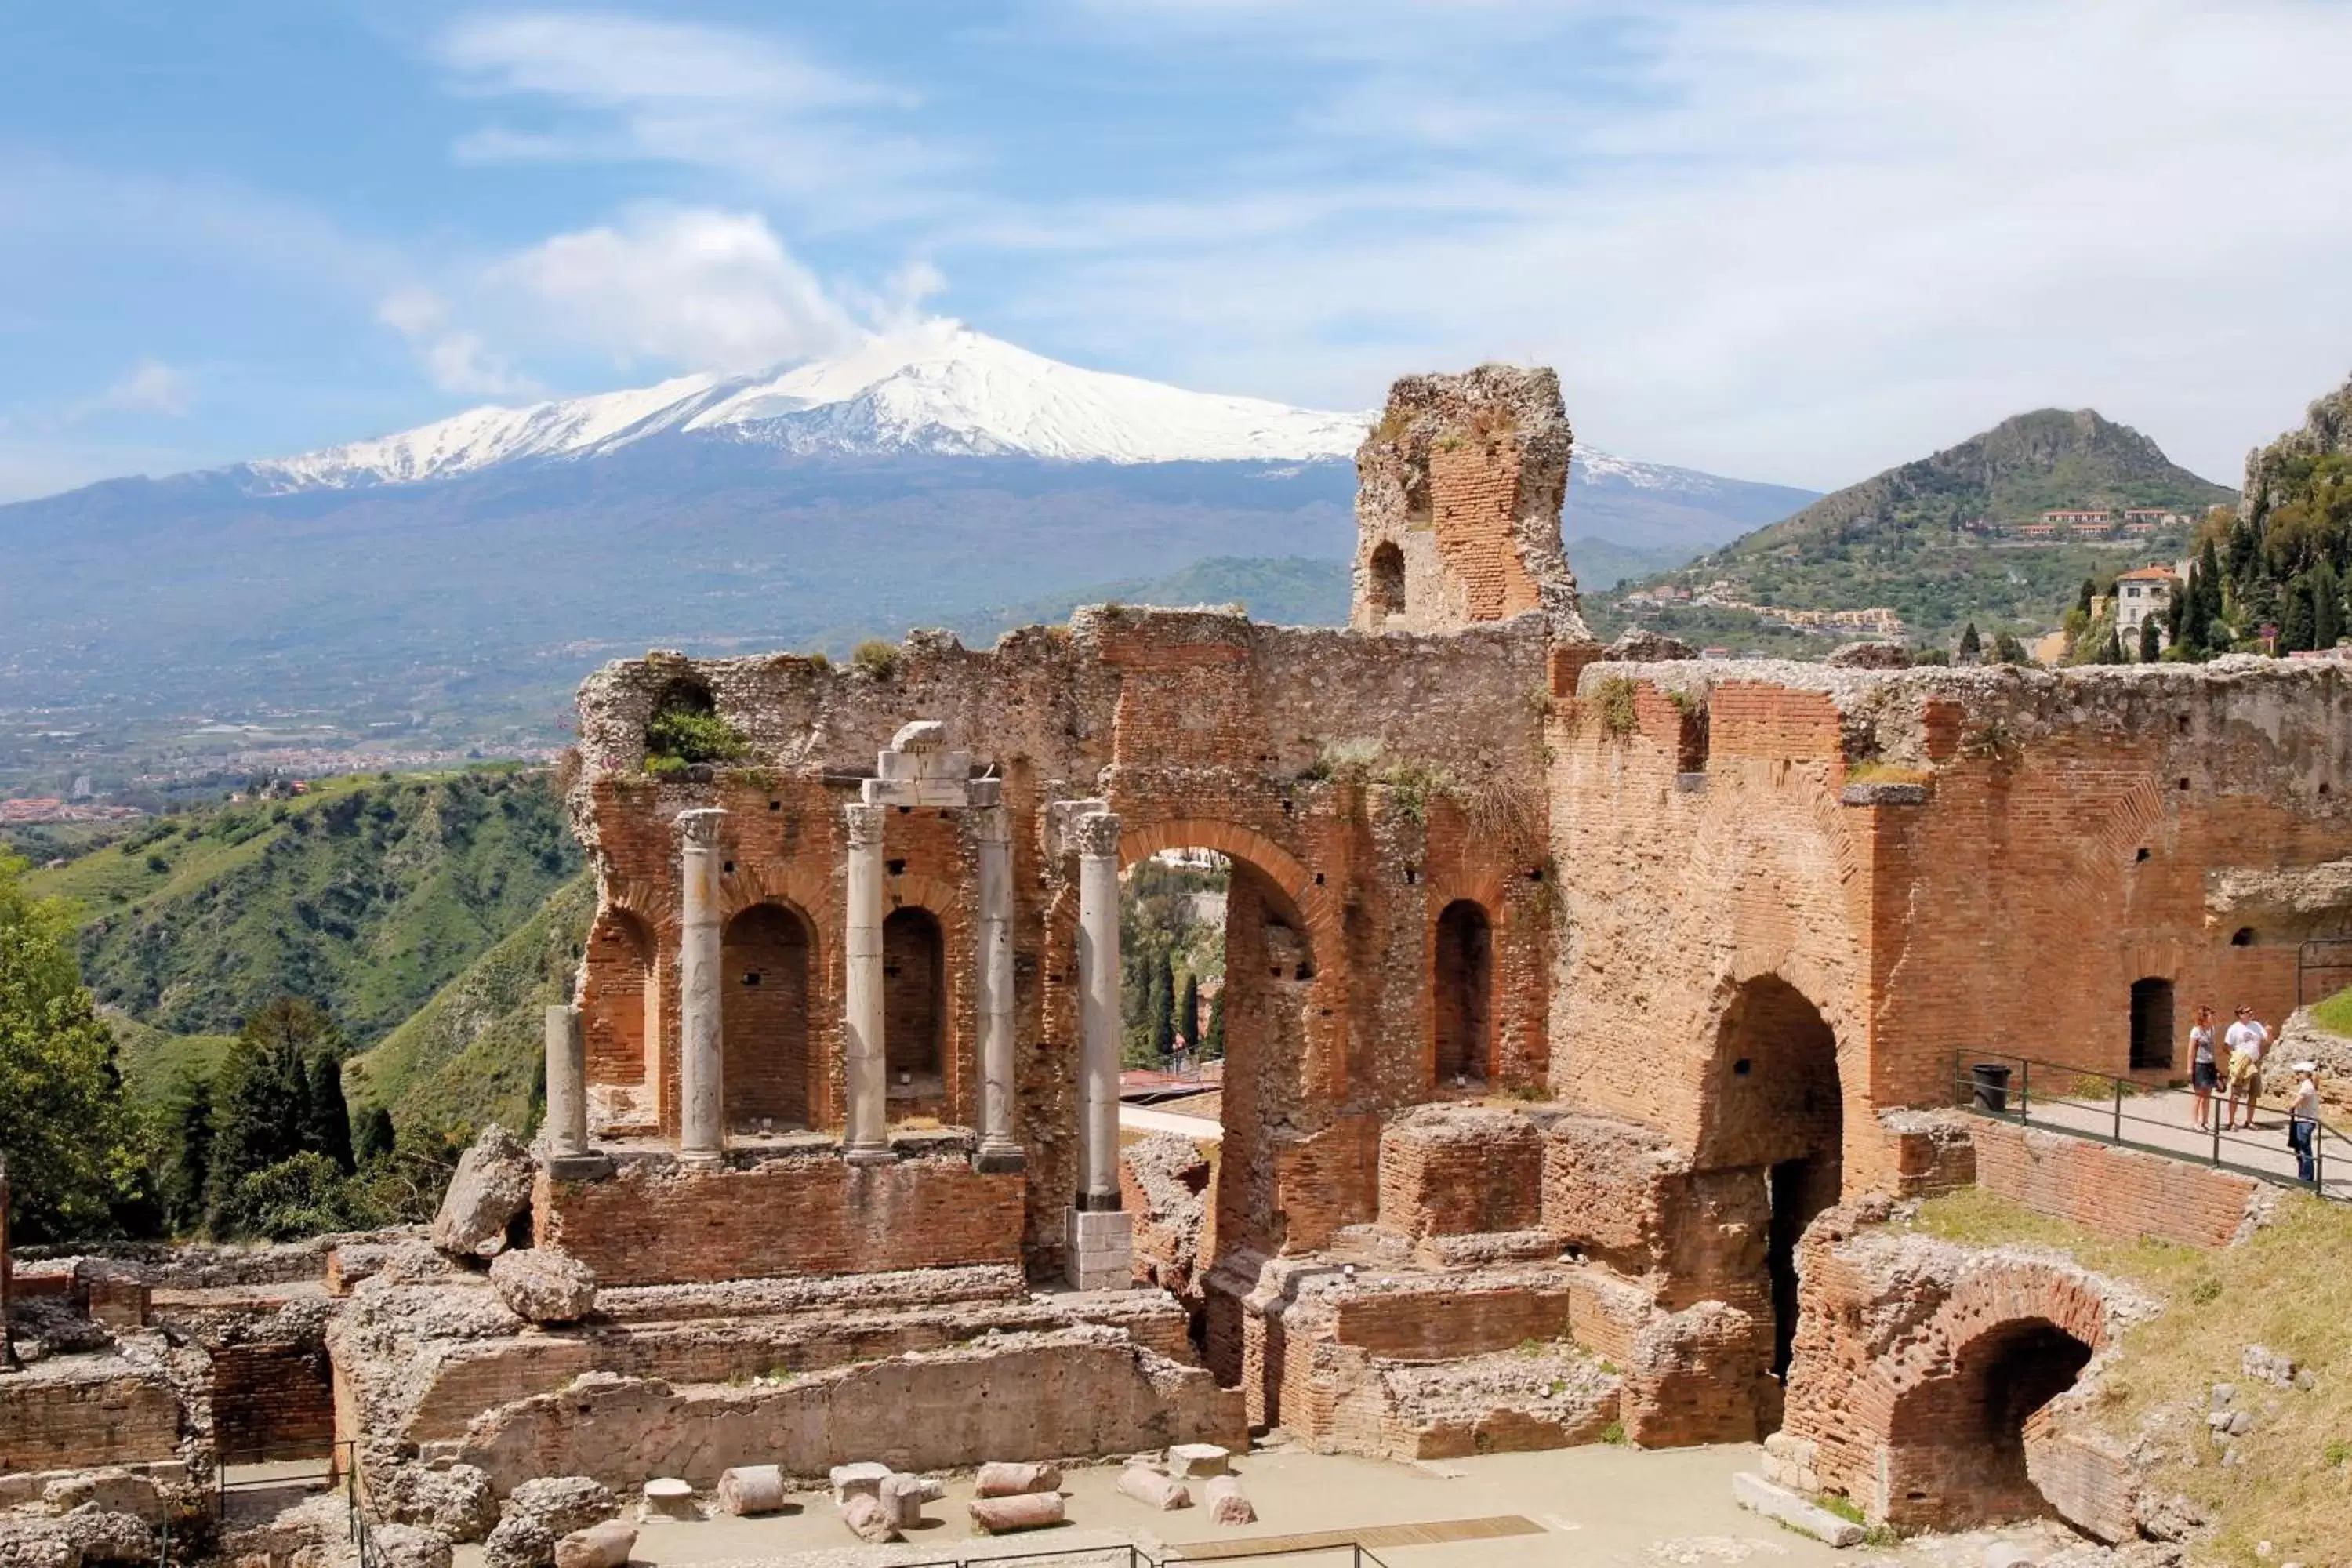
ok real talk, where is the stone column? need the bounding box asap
[1067,809,1133,1289]
[675,808,727,1167]
[544,1003,587,1156]
[974,801,1024,1171]
[843,802,892,1164]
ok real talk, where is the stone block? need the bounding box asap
[1167,1443,1229,1478]
[1377,1107,1544,1239]
[638,1479,694,1521]
[1203,1476,1256,1526]
[553,1523,635,1568]
[968,1492,1065,1534]
[1066,1207,1134,1291]
[828,1462,892,1505]
[42,1469,164,1525]
[880,1474,941,1530]
[372,1524,455,1568]
[713,1467,784,1517]
[974,1461,1061,1497]
[489,1250,599,1324]
[1116,1465,1191,1511]
[430,1123,535,1259]
[839,1494,898,1544]
[1730,1472,1864,1548]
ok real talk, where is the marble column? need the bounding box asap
[843,802,892,1164]
[974,801,1023,1171]
[1066,809,1133,1289]
[675,808,727,1167]
[544,1003,588,1158]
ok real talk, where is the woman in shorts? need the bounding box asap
[2190,1004,2219,1130]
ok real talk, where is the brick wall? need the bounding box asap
[1428,442,1541,623]
[1972,1120,2257,1248]
[721,902,811,1128]
[213,1342,336,1458]
[0,1367,182,1472]
[536,1153,1026,1287]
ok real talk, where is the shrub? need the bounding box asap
[851,640,900,680]
[1595,677,1639,738]
[644,706,747,772]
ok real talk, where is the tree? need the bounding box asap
[354,1105,397,1165]
[2099,629,2124,665]
[2076,579,2096,617]
[1178,973,1200,1054]
[1202,988,1225,1061]
[307,1052,355,1174]
[1957,622,1981,663]
[1992,631,2028,664]
[1147,949,1175,1062]
[0,851,149,1242]
[2281,576,2317,654]
[161,1073,215,1233]
[2315,561,2344,651]
[2138,614,2161,662]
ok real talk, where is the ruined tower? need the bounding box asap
[1350,364,1588,638]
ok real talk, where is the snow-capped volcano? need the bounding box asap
[245,321,1374,492]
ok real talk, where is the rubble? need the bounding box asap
[488,1250,598,1323]
[429,1126,535,1259]
[481,1477,618,1568]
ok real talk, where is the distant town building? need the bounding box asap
[2044,509,2114,528]
[2114,565,2180,645]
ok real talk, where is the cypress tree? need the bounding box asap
[2167,578,2186,644]
[162,1073,215,1235]
[2075,579,2096,617]
[2315,562,2343,651]
[354,1105,397,1165]
[2198,538,2226,623]
[1178,972,1200,1054]
[2281,576,2317,653]
[1203,989,1225,1060]
[1993,631,2027,664]
[1957,622,1981,663]
[1148,949,1175,1062]
[2099,629,2124,665]
[307,1051,354,1174]
[2138,614,2161,662]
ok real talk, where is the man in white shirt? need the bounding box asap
[2223,1005,2270,1131]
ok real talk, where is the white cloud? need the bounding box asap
[83,358,193,419]
[376,286,534,398]
[983,0,2352,488]
[436,13,942,222]
[482,208,865,372]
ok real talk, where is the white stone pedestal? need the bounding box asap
[1065,1207,1134,1291]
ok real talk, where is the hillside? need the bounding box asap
[343,873,595,1139]
[38,768,581,1047]
[1613,408,2234,643]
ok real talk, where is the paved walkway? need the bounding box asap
[2002,1083,2351,1200]
[1120,1105,1222,1142]
[446,1443,2071,1568]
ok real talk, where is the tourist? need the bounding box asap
[2288,1062,2321,1184]
[2189,1004,2219,1130]
[2223,1005,2269,1131]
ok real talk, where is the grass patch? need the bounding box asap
[1594,677,1639,738]
[1902,1187,2352,1563]
[2313,985,2352,1039]
[1599,1419,1627,1446]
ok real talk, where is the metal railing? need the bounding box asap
[1954,1051,2349,1199]
[883,1539,1403,1568]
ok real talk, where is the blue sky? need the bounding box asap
[5,0,2351,501]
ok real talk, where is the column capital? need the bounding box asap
[844,800,887,849]
[1072,810,1122,861]
[673,807,727,849]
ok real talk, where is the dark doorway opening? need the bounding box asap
[2129,977,2174,1070]
[1433,899,1492,1087]
[883,906,945,1098]
[1367,542,1406,618]
[1767,1158,1814,1378]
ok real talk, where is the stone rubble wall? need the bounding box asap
[450,1329,1244,1494]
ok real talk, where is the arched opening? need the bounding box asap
[883,906,945,1100]
[1885,1316,2096,1526]
[1112,835,1318,1410]
[722,902,811,1131]
[583,909,657,1084]
[1367,542,1406,619]
[2129,976,2174,1070]
[1697,975,1843,1389]
[1432,899,1491,1088]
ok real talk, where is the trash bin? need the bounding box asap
[1971,1062,2013,1114]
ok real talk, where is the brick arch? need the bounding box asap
[884,871,962,920]
[1115,817,1330,942]
[721,860,829,925]
[603,873,673,938]
[1918,1261,2118,1372]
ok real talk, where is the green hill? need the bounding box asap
[1611,409,2234,644]
[343,873,595,1140]
[44,768,582,1048]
